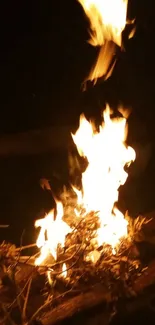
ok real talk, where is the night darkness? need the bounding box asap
[0,0,155,246]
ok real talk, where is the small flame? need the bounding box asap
[72,105,136,253]
[47,270,54,285]
[78,0,130,83]
[35,202,72,266]
[62,263,67,278]
[72,185,83,206]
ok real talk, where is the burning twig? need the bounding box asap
[15,243,36,253]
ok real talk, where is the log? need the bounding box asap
[1,257,155,325]
[29,260,155,325]
[133,261,155,293]
[30,284,112,325]
[0,261,38,305]
[28,214,155,324]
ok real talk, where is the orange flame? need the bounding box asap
[78,0,130,83]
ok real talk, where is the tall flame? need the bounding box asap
[78,0,129,83]
[35,106,136,267]
[72,105,136,251]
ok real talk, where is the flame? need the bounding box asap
[72,105,136,252]
[78,0,129,83]
[78,0,128,47]
[35,105,136,269]
[62,263,67,278]
[47,270,54,285]
[35,201,72,266]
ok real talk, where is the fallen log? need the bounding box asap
[32,284,112,325]
[1,253,155,325]
[29,259,155,325]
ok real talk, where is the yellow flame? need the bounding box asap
[78,0,129,83]
[72,105,136,252]
[47,270,54,285]
[62,263,67,278]
[72,185,83,206]
[78,0,128,46]
[86,250,101,264]
[35,202,72,266]
[35,105,136,268]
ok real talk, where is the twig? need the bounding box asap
[22,277,32,321]
[11,265,23,314]
[49,253,84,277]
[29,271,85,323]
[8,272,35,310]
[18,242,82,269]
[0,302,17,325]
[18,252,40,265]
[16,243,36,252]
[43,243,83,269]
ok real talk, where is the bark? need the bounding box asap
[31,285,112,325]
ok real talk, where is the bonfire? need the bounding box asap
[0,1,155,325]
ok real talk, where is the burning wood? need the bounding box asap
[1,227,155,325]
[0,107,151,325]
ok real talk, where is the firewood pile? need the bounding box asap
[1,209,155,325]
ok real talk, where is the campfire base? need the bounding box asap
[1,260,155,325]
[1,213,155,325]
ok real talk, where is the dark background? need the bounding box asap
[0,0,155,245]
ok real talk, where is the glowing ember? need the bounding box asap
[72,105,136,252]
[77,0,130,83]
[35,201,72,266]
